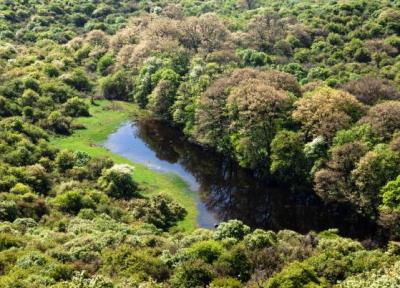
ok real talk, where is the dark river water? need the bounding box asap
[104,119,387,242]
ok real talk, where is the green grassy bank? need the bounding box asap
[51,100,197,231]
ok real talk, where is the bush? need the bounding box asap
[0,200,18,221]
[53,190,96,214]
[10,183,32,195]
[264,261,324,288]
[244,229,277,250]
[0,233,24,251]
[214,220,251,241]
[97,54,115,76]
[41,81,76,103]
[98,164,138,199]
[188,240,224,264]
[86,157,114,179]
[47,111,72,134]
[61,69,92,92]
[238,49,272,67]
[210,277,242,288]
[55,150,75,172]
[171,260,215,288]
[131,194,187,230]
[43,64,60,77]
[101,246,169,281]
[99,70,131,101]
[74,151,91,167]
[62,97,90,117]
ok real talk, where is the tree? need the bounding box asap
[359,101,400,140]
[238,49,271,67]
[227,78,291,168]
[343,76,400,105]
[194,68,297,168]
[314,169,347,202]
[351,146,400,212]
[133,57,163,108]
[270,130,308,182]
[194,77,232,151]
[145,67,180,118]
[380,175,400,213]
[292,87,366,141]
[314,142,368,204]
[328,142,368,175]
[247,11,286,52]
[258,70,301,97]
[179,14,230,53]
[148,80,177,120]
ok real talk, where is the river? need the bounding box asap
[104,118,387,242]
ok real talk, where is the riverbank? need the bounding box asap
[50,100,197,231]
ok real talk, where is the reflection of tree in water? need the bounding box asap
[135,118,387,242]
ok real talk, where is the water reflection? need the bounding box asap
[105,118,387,242]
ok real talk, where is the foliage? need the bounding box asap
[98,164,138,199]
[292,87,365,141]
[99,70,132,101]
[130,194,187,230]
[0,0,400,286]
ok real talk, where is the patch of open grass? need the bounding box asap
[51,100,197,231]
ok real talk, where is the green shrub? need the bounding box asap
[10,183,32,195]
[99,70,131,101]
[98,164,138,199]
[102,246,169,281]
[214,220,251,241]
[215,246,253,282]
[188,240,224,264]
[244,229,277,250]
[62,97,90,117]
[55,150,75,172]
[47,111,72,134]
[0,233,24,251]
[0,200,18,221]
[61,69,92,92]
[97,53,115,76]
[264,261,324,288]
[171,260,215,288]
[130,194,187,230]
[210,277,242,288]
[53,190,96,214]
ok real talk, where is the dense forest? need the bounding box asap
[1,0,400,287]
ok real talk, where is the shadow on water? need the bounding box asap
[104,118,388,243]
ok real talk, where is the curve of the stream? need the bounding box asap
[104,119,387,242]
